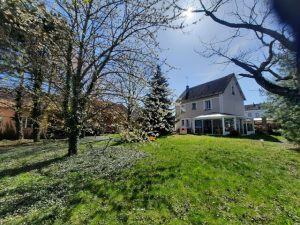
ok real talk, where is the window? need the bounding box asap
[204,100,211,110]
[186,120,189,127]
[195,120,203,134]
[247,122,254,131]
[26,118,33,128]
[225,118,235,132]
[231,86,235,95]
[195,120,202,128]
[181,120,185,126]
[255,113,260,118]
[248,113,252,117]
[192,103,196,110]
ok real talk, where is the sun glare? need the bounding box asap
[183,7,193,19]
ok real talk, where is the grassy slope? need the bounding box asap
[0,135,299,224]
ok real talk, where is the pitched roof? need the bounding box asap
[178,74,241,101]
[245,103,266,111]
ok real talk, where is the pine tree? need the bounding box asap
[144,66,174,137]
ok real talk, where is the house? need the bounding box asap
[0,89,35,139]
[175,74,255,135]
[244,103,278,133]
[245,103,267,119]
[0,88,127,139]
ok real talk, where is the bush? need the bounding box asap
[229,129,240,137]
[0,122,17,140]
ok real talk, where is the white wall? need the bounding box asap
[222,78,245,116]
[245,109,267,118]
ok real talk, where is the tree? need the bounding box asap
[108,57,154,131]
[267,95,300,144]
[173,0,300,99]
[266,52,300,144]
[0,0,65,142]
[144,65,174,137]
[51,0,176,155]
[14,73,25,140]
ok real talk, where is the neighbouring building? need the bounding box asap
[0,90,33,139]
[244,103,278,133]
[175,74,255,135]
[244,103,267,119]
[0,88,127,139]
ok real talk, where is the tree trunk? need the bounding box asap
[67,96,81,155]
[67,51,82,155]
[68,127,79,156]
[31,69,43,142]
[297,52,300,98]
[14,111,23,140]
[14,74,24,140]
[127,104,132,130]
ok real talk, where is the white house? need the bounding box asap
[245,103,267,122]
[175,74,255,135]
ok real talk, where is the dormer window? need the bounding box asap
[204,100,212,110]
[232,86,235,95]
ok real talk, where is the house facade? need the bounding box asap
[244,103,279,133]
[245,103,267,119]
[175,74,255,135]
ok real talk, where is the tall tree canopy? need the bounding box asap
[0,0,66,141]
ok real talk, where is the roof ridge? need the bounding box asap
[188,73,235,90]
[178,73,236,101]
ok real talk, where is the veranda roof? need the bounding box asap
[193,114,250,120]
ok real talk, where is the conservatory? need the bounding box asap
[192,114,255,136]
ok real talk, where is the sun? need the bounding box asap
[183,7,193,19]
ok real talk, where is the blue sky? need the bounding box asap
[158,11,267,105]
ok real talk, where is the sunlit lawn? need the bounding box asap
[0,135,299,224]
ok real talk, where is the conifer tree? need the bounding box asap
[144,66,174,137]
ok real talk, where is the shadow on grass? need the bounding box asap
[0,146,148,223]
[288,146,300,153]
[0,142,39,155]
[228,133,282,143]
[59,163,181,223]
[0,140,34,147]
[0,155,67,178]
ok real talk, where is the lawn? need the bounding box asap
[0,135,299,224]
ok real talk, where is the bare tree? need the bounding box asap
[107,56,155,130]
[173,0,300,99]
[52,0,177,155]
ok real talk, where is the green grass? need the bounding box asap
[0,135,299,224]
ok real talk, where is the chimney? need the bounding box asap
[185,85,190,99]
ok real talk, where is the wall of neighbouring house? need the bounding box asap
[245,109,267,118]
[0,106,16,139]
[221,78,245,116]
[0,93,36,139]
